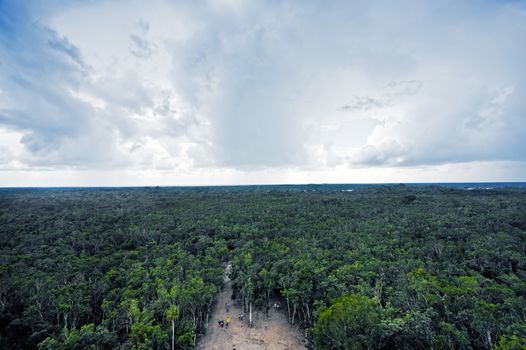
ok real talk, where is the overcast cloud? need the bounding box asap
[0,0,525,186]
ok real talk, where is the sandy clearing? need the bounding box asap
[197,265,306,350]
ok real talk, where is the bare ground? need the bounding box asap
[197,265,306,350]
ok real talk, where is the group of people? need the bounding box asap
[218,302,232,328]
[217,316,231,328]
[218,301,281,329]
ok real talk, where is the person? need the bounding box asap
[226,315,231,327]
[226,302,230,312]
[238,312,243,321]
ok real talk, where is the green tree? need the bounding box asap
[313,294,383,350]
[166,304,180,350]
[494,334,526,350]
[126,299,166,350]
[38,323,117,350]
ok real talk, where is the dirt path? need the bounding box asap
[197,264,306,350]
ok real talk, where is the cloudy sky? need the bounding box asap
[1,0,525,186]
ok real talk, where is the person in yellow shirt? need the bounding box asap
[226,315,232,327]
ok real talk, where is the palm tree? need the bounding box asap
[166,304,180,350]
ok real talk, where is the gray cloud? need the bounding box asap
[168,3,311,168]
[0,3,196,171]
[46,29,89,69]
[340,81,422,112]
[129,21,156,59]
[0,6,105,167]
[340,96,387,112]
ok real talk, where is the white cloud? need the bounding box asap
[0,0,525,185]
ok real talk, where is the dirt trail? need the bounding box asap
[197,264,306,350]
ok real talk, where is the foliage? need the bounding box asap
[313,294,383,349]
[1,186,526,349]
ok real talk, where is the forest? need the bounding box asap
[1,185,525,349]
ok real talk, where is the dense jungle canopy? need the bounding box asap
[1,185,525,349]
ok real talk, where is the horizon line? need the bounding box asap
[1,181,526,189]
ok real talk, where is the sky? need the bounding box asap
[0,0,525,186]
